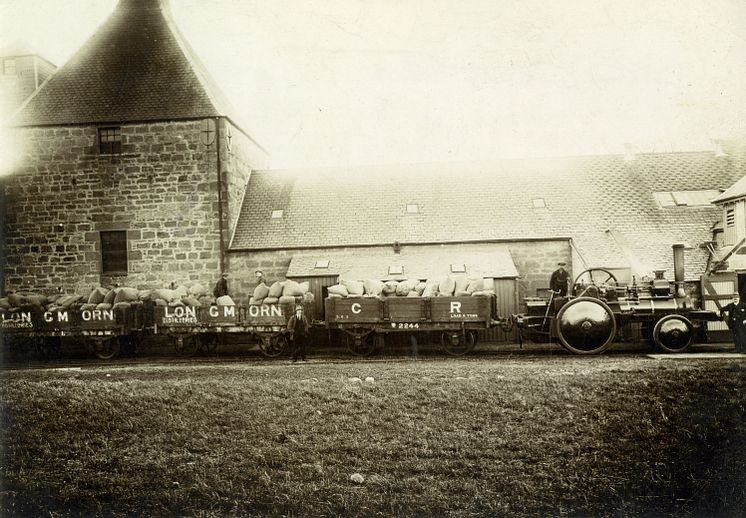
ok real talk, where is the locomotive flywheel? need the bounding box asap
[652,315,693,353]
[556,297,616,354]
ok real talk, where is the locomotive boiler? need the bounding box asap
[515,244,721,354]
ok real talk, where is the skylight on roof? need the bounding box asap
[314,259,329,269]
[450,263,466,273]
[655,190,721,208]
[271,209,283,219]
[532,198,546,208]
[389,265,403,275]
[406,203,419,213]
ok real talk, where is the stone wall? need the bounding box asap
[220,119,269,249]
[3,119,228,293]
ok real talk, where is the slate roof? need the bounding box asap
[712,174,746,204]
[231,151,744,281]
[11,0,238,127]
[286,247,519,280]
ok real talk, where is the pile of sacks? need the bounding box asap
[250,280,314,306]
[0,287,149,313]
[146,283,234,308]
[326,277,495,299]
[0,282,235,313]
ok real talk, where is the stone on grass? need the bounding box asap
[348,377,362,384]
[364,376,375,383]
[350,473,365,484]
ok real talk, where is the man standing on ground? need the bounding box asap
[287,305,310,361]
[720,293,746,353]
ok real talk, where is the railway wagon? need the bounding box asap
[324,294,500,356]
[153,301,315,357]
[515,244,721,354]
[0,304,150,359]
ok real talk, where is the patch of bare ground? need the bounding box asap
[1,356,744,517]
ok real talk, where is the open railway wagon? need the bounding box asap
[515,244,721,354]
[0,304,151,360]
[153,301,315,357]
[324,294,506,356]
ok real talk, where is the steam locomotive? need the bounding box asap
[515,244,721,354]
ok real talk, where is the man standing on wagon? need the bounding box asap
[287,305,310,362]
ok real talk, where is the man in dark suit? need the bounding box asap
[720,293,746,353]
[213,272,229,298]
[287,305,310,361]
[549,262,570,297]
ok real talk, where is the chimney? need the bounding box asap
[672,243,688,300]
[713,139,727,157]
[623,142,635,162]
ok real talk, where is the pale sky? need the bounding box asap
[1,0,745,168]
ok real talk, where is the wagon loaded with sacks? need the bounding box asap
[324,276,507,356]
[0,286,152,359]
[153,279,315,357]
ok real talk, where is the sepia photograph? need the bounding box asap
[0,0,745,515]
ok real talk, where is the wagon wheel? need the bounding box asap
[93,337,121,360]
[259,333,288,358]
[440,330,476,356]
[36,337,61,361]
[345,330,377,357]
[653,315,694,353]
[173,335,199,357]
[199,335,219,355]
[572,268,619,297]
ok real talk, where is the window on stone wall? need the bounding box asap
[3,59,16,75]
[98,127,122,154]
[101,231,128,274]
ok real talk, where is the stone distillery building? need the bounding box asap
[2,0,745,340]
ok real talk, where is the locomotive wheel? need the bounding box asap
[556,297,616,355]
[345,330,377,357]
[93,337,121,360]
[173,335,199,357]
[653,315,694,353]
[572,268,619,297]
[440,330,476,356]
[259,334,288,358]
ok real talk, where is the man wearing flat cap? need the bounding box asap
[287,305,310,362]
[550,262,570,297]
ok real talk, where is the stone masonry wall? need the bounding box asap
[226,240,573,305]
[220,118,269,246]
[4,119,227,294]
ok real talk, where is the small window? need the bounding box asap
[450,263,466,273]
[389,265,403,275]
[101,231,128,274]
[727,208,735,227]
[406,203,419,213]
[532,198,546,208]
[98,127,122,154]
[271,209,283,219]
[3,59,16,75]
[314,259,329,269]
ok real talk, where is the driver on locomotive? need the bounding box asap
[549,262,570,297]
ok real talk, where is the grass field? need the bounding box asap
[1,355,745,517]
